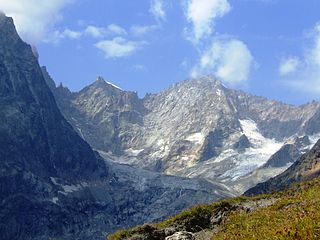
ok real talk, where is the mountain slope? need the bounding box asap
[108,176,320,240]
[244,139,320,196]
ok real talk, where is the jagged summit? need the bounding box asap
[91,76,122,90]
[167,75,225,93]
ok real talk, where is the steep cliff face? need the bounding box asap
[0,13,108,240]
[0,15,106,182]
[0,14,233,240]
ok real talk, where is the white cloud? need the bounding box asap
[279,57,300,76]
[283,23,320,94]
[150,0,165,21]
[84,24,126,39]
[0,0,72,43]
[62,28,82,39]
[131,64,147,72]
[44,28,82,44]
[308,23,320,66]
[185,0,231,43]
[95,37,145,58]
[85,25,105,38]
[107,24,127,35]
[191,38,254,85]
[130,24,158,36]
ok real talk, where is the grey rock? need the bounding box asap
[233,134,251,151]
[262,144,301,168]
[166,231,195,240]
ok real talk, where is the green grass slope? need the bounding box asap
[107,177,320,240]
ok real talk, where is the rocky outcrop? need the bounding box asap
[262,144,301,168]
[108,197,276,240]
[233,134,251,151]
[165,231,195,240]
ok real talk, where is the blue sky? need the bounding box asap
[1,0,320,104]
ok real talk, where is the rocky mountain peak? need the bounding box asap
[172,75,225,95]
[90,76,122,91]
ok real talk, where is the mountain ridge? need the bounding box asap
[46,71,320,193]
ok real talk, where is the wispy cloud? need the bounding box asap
[131,64,147,72]
[184,0,231,43]
[279,57,300,76]
[191,38,254,85]
[130,24,158,36]
[95,37,145,58]
[107,24,127,36]
[0,0,72,44]
[150,0,166,22]
[44,28,82,44]
[44,23,128,43]
[85,25,105,38]
[282,23,320,94]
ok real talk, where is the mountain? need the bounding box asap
[0,14,233,240]
[48,71,320,193]
[244,139,320,196]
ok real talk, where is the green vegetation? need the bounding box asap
[212,179,320,240]
[107,178,320,240]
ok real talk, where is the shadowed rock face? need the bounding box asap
[233,135,251,152]
[0,14,109,240]
[262,144,301,168]
[0,14,107,184]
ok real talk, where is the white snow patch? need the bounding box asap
[218,119,283,180]
[77,127,85,138]
[51,197,59,204]
[62,184,82,193]
[213,149,236,163]
[50,177,89,194]
[240,119,265,143]
[61,182,89,193]
[186,132,205,144]
[125,148,144,156]
[309,133,320,145]
[50,177,59,185]
[216,89,221,96]
[106,81,122,90]
[157,139,165,146]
